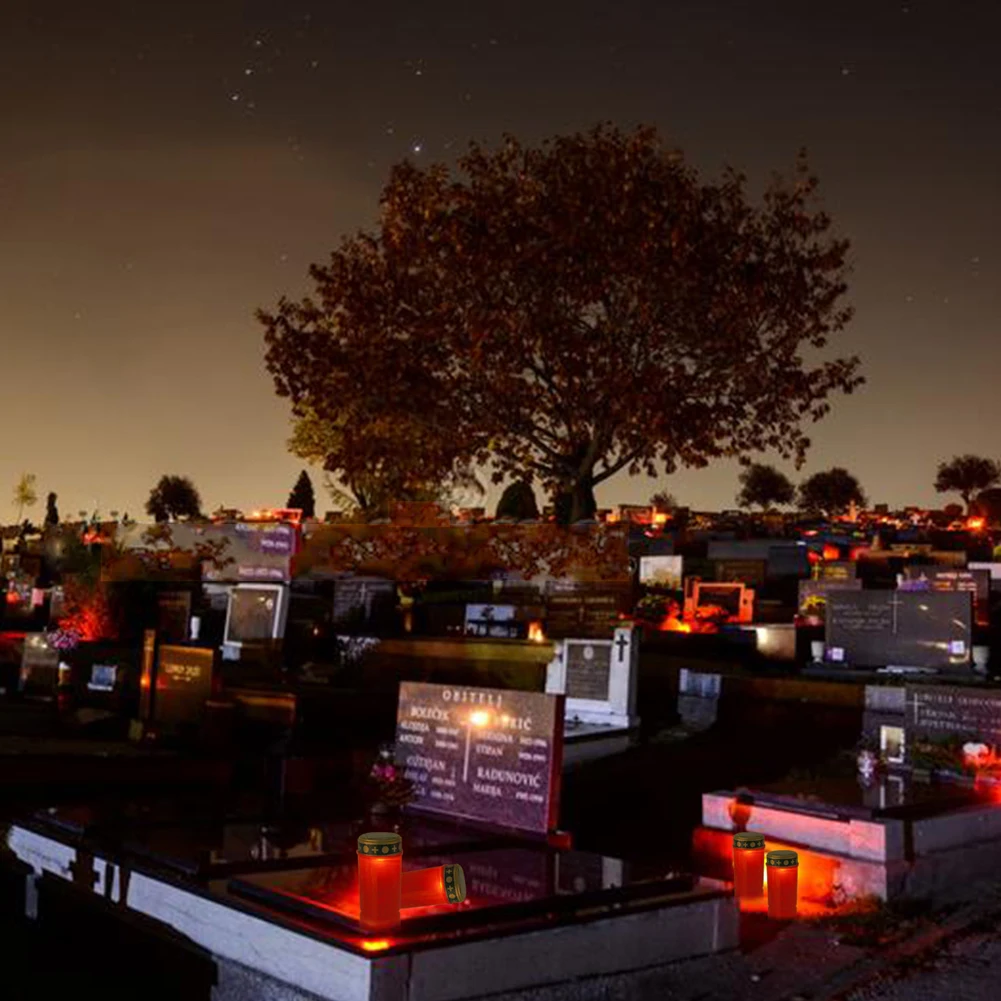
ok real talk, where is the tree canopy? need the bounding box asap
[287,470,316,518]
[736,463,796,509]
[798,467,866,517]
[261,124,862,523]
[934,455,1001,511]
[145,475,203,523]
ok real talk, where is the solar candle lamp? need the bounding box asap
[401,864,466,909]
[732,833,765,898]
[357,833,403,931]
[766,850,799,920]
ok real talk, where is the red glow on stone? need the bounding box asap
[691,826,844,918]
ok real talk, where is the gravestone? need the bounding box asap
[969,562,1001,591]
[686,581,754,623]
[20,633,60,694]
[544,581,630,639]
[87,663,117,692]
[816,561,857,581]
[225,585,285,645]
[331,576,396,630]
[798,577,863,614]
[825,591,972,669]
[396,681,564,836]
[153,645,216,735]
[639,555,683,589]
[676,669,721,731]
[713,559,767,586]
[706,540,809,578]
[545,626,639,730]
[901,567,990,626]
[464,603,519,639]
[156,591,192,644]
[905,685,1001,747]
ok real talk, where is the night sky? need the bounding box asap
[3,1,1000,520]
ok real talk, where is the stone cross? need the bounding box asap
[615,632,629,664]
[888,594,904,634]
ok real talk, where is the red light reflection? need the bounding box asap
[692,826,846,918]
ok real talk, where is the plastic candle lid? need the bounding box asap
[766,850,799,867]
[443,864,466,904]
[357,832,403,856]
[733,833,765,849]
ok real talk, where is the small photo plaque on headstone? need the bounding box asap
[564,641,612,702]
[87,664,118,692]
[396,681,564,836]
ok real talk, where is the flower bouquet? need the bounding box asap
[366,744,414,813]
[46,628,83,653]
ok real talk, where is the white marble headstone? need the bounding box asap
[546,625,639,730]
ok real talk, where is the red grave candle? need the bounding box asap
[732,833,766,898]
[401,864,466,909]
[766,850,799,920]
[357,832,402,931]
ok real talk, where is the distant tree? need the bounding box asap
[12,473,37,525]
[736,464,796,510]
[145,475,202,523]
[798,468,866,517]
[934,455,1001,512]
[287,470,316,518]
[260,125,862,526]
[972,489,1001,526]
[44,492,59,526]
[649,490,678,511]
[942,503,964,521]
[495,481,540,520]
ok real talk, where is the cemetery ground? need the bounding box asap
[5,700,999,1001]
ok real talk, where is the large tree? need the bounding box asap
[934,455,1001,512]
[145,475,202,523]
[798,467,866,517]
[736,463,796,510]
[261,125,862,523]
[287,470,316,518]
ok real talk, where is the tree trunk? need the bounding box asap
[555,480,597,524]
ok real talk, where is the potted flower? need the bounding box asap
[798,595,826,628]
[366,744,414,818]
